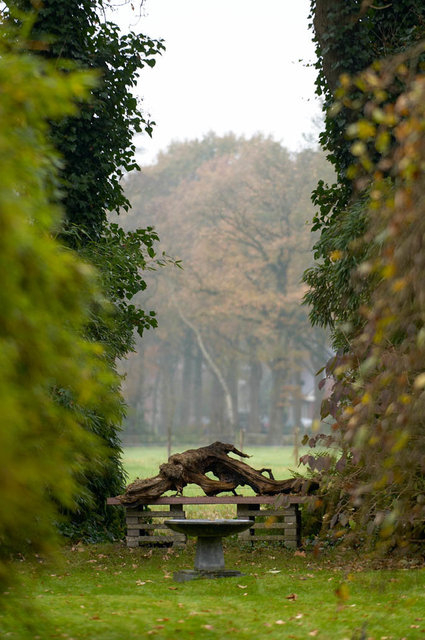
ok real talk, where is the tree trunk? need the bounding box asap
[193,345,203,429]
[313,0,348,93]
[159,345,176,439]
[175,304,236,433]
[227,357,239,430]
[210,375,225,438]
[178,329,193,429]
[292,368,303,466]
[248,359,262,433]
[268,359,287,445]
[151,368,161,436]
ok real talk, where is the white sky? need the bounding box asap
[110,0,321,166]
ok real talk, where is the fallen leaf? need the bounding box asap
[268,570,281,574]
[275,620,286,625]
[203,625,214,630]
[286,593,298,600]
[295,613,303,619]
[335,583,350,603]
[168,586,178,590]
[309,631,318,637]
[237,585,247,589]
[294,550,306,557]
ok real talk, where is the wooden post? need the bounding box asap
[239,428,245,457]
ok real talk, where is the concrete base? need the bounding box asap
[173,569,245,582]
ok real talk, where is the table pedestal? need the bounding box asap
[164,518,252,581]
[195,535,225,570]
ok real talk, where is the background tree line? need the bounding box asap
[115,134,334,447]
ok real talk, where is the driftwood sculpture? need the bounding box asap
[117,442,319,505]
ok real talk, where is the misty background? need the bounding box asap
[109,0,333,449]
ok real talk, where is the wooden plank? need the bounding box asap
[249,522,296,530]
[141,511,181,518]
[108,495,308,506]
[126,538,139,548]
[131,523,180,531]
[243,535,288,541]
[236,509,295,517]
[242,528,297,537]
[126,511,187,519]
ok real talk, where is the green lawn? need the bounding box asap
[2,544,424,639]
[2,447,424,639]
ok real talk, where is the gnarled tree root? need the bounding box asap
[116,441,319,505]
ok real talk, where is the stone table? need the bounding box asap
[164,518,252,582]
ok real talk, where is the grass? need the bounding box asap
[1,543,425,639]
[2,447,424,639]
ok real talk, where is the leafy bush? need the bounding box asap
[0,18,126,589]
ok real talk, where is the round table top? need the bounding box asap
[164,518,252,537]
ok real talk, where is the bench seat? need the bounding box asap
[107,495,306,549]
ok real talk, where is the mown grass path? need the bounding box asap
[2,543,424,639]
[2,447,424,639]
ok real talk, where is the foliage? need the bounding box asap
[78,223,177,360]
[5,0,168,540]
[303,191,382,350]
[0,19,124,591]
[305,0,425,341]
[303,48,425,551]
[9,0,165,238]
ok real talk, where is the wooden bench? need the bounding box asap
[107,496,306,549]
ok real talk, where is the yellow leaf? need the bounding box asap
[361,392,371,405]
[392,278,406,292]
[335,583,350,602]
[375,130,391,153]
[357,119,376,139]
[414,373,425,389]
[391,431,409,453]
[330,250,343,262]
[382,263,396,279]
[351,141,367,157]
